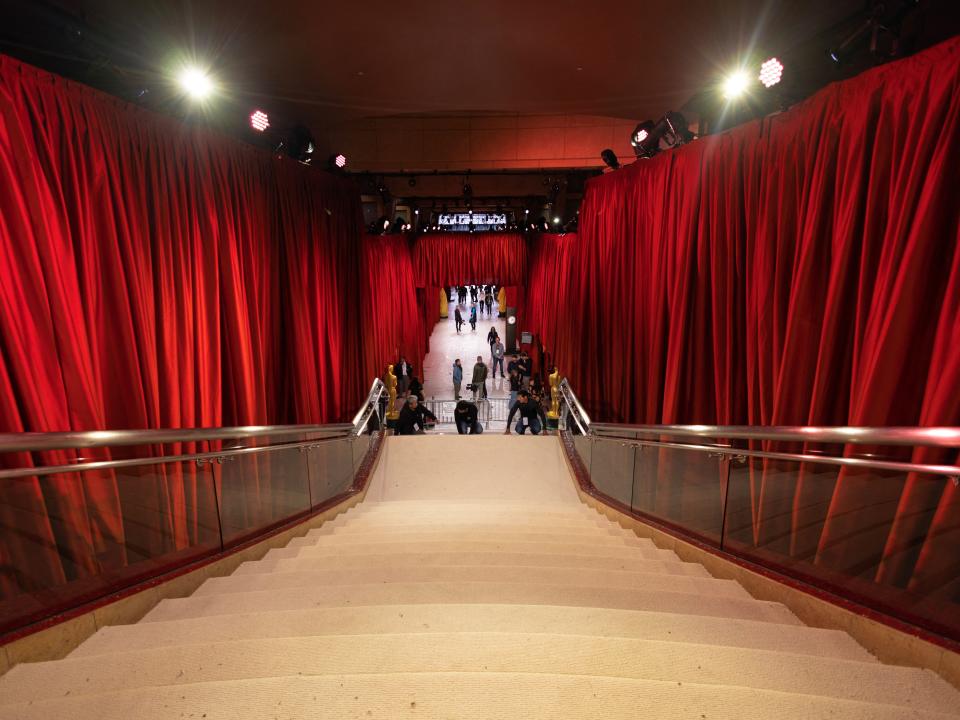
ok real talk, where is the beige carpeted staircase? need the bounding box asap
[1,435,958,719]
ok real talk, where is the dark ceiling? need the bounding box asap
[18,1,865,122]
[4,1,958,138]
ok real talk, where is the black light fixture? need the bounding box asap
[829,0,919,65]
[283,124,315,164]
[631,112,693,159]
[600,148,620,170]
[408,176,417,187]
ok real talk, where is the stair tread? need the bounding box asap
[141,581,800,625]
[68,604,876,662]
[266,540,678,562]
[3,671,953,720]
[232,553,712,577]
[6,633,952,712]
[196,566,749,597]
[287,532,651,548]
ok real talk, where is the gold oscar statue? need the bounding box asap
[439,288,449,319]
[547,367,561,419]
[386,364,400,420]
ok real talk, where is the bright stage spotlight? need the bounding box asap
[250,110,270,132]
[177,67,214,100]
[334,153,347,168]
[722,70,751,99]
[759,58,784,88]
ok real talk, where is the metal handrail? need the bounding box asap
[588,423,960,447]
[351,378,387,435]
[0,379,388,480]
[590,435,960,478]
[0,424,353,454]
[558,378,590,434]
[558,380,959,477]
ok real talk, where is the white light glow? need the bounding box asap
[635,128,649,144]
[334,153,347,168]
[553,216,561,224]
[722,70,751,99]
[759,57,784,88]
[178,67,214,100]
[250,110,270,132]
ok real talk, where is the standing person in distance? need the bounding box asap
[491,338,505,379]
[395,356,413,395]
[484,288,493,316]
[452,358,463,400]
[518,351,532,389]
[454,400,483,434]
[469,304,478,331]
[507,366,522,408]
[454,305,464,333]
[505,390,547,435]
[471,355,488,400]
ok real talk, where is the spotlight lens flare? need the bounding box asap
[178,67,214,99]
[250,110,270,132]
[334,154,347,168]
[722,70,751,99]
[759,58,784,88]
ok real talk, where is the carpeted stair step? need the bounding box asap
[67,603,877,662]
[230,552,712,577]
[5,633,953,712]
[191,565,750,598]
[263,539,680,563]
[286,530,650,548]
[2,671,955,720]
[140,581,800,624]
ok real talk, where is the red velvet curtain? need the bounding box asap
[360,234,427,383]
[412,232,527,286]
[525,39,960,605]
[0,55,364,614]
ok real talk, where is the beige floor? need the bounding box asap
[1,435,958,719]
[421,294,510,399]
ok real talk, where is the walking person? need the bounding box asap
[454,305,464,333]
[486,326,499,352]
[491,338,505,378]
[471,355,488,400]
[470,286,478,303]
[484,288,493,316]
[452,359,463,400]
[469,304,477,331]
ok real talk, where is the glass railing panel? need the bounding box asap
[572,434,593,475]
[218,445,312,547]
[723,456,960,640]
[351,435,371,476]
[306,438,355,507]
[631,445,727,545]
[0,459,220,636]
[587,438,636,508]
